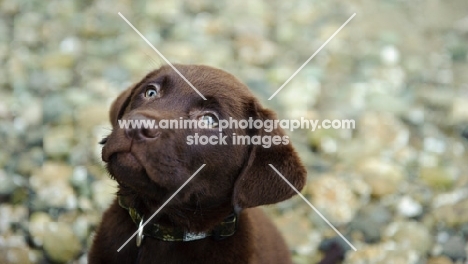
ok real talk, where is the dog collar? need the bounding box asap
[118,196,237,244]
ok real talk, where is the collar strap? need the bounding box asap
[118,196,237,242]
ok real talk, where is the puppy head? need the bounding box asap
[102,64,306,211]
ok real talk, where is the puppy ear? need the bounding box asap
[232,101,307,210]
[109,86,134,127]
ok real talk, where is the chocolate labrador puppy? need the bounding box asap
[89,64,306,264]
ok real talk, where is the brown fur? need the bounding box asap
[88,64,306,264]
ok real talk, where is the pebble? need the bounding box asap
[30,162,76,209]
[42,95,74,124]
[237,37,277,66]
[15,147,43,176]
[346,241,420,264]
[18,98,42,127]
[356,112,410,152]
[64,88,95,107]
[73,215,91,242]
[71,166,92,196]
[33,182,77,210]
[0,0,20,14]
[307,122,350,155]
[349,203,391,243]
[60,36,82,55]
[427,256,454,264]
[42,53,75,69]
[43,126,75,159]
[357,158,405,198]
[13,13,42,45]
[441,235,467,261]
[419,166,456,190]
[0,235,32,264]
[279,75,321,118]
[28,212,52,247]
[462,223,468,237]
[0,170,16,195]
[433,197,468,228]
[78,197,94,211]
[91,178,118,210]
[0,205,27,233]
[43,222,81,263]
[384,221,433,255]
[397,195,423,218]
[451,97,468,123]
[76,104,109,132]
[309,175,359,223]
[272,210,315,252]
[381,45,400,66]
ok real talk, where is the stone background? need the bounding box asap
[1,0,468,263]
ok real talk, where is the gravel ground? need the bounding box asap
[1,0,468,263]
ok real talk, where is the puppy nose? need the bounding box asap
[124,114,160,141]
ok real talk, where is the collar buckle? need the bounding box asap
[136,217,145,247]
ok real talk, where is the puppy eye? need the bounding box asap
[99,137,108,145]
[144,83,160,98]
[198,113,218,128]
